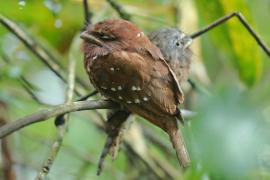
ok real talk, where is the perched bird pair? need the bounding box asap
[81,19,193,173]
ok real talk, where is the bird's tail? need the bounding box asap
[166,119,190,168]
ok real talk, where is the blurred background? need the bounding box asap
[1,0,270,179]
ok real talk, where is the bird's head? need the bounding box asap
[149,28,193,64]
[81,19,163,58]
[81,19,151,57]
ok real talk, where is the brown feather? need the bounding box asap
[81,19,190,170]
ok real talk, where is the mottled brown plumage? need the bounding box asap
[97,28,193,172]
[81,19,190,172]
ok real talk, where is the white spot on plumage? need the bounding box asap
[111,87,116,91]
[131,86,141,91]
[118,96,123,100]
[137,32,144,37]
[143,97,149,101]
[117,86,122,90]
[110,67,114,71]
[87,65,91,73]
[127,101,132,104]
[135,99,140,103]
[101,86,107,90]
[93,56,97,60]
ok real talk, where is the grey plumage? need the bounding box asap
[149,28,193,83]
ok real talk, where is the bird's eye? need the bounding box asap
[176,42,180,46]
[100,35,112,40]
[98,34,115,41]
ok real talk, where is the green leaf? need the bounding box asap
[195,0,263,87]
[220,0,262,86]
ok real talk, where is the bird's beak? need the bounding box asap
[183,38,193,49]
[80,31,103,47]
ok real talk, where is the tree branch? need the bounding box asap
[0,100,118,139]
[106,0,131,20]
[83,0,92,25]
[0,99,195,139]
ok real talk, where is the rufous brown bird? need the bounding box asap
[81,19,190,171]
[98,27,193,166]
[96,28,193,174]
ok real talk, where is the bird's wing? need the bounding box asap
[143,41,185,104]
[90,50,180,116]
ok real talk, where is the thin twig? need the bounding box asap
[18,131,98,178]
[150,153,182,179]
[83,0,91,25]
[143,128,173,156]
[77,90,98,101]
[0,53,42,103]
[1,138,16,180]
[36,46,77,179]
[106,0,131,20]
[190,12,270,58]
[0,14,88,95]
[124,143,164,180]
[20,80,41,103]
[187,78,211,95]
[0,102,16,180]
[130,13,174,26]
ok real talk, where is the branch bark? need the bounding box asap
[0,99,195,140]
[106,0,131,20]
[36,45,77,180]
[0,100,118,139]
[0,102,16,180]
[83,0,92,25]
